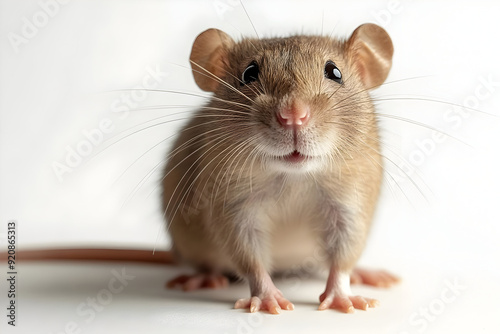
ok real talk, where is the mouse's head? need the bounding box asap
[189,24,393,174]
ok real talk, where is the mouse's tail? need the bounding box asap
[2,248,175,264]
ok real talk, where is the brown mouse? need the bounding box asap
[4,23,399,315]
[162,23,398,314]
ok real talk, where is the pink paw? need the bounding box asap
[318,292,379,313]
[234,289,294,314]
[167,273,229,291]
[350,268,400,288]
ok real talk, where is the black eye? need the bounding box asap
[324,60,342,84]
[241,61,259,86]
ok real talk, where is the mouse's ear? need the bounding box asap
[190,29,234,92]
[346,23,393,89]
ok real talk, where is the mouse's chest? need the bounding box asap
[260,179,332,272]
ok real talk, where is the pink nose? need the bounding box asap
[277,100,310,129]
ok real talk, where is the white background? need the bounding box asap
[1,0,500,333]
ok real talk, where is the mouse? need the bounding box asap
[4,23,399,315]
[161,23,399,314]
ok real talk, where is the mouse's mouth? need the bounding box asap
[268,149,321,173]
[278,150,309,164]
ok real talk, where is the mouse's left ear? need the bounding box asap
[346,23,394,89]
[190,29,235,92]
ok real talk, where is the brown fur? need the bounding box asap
[163,24,392,290]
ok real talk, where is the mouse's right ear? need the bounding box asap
[190,29,234,92]
[346,23,394,89]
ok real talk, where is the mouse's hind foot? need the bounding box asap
[350,268,400,288]
[166,273,229,291]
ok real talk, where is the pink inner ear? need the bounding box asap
[352,49,375,89]
[190,46,226,93]
[356,61,369,88]
[190,29,234,92]
[353,44,391,89]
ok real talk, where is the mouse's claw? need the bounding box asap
[234,290,294,314]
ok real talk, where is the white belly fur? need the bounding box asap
[265,187,328,273]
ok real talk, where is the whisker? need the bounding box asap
[328,75,436,110]
[104,88,259,113]
[86,113,248,166]
[240,0,259,39]
[122,103,255,116]
[221,135,264,211]
[248,142,263,193]
[156,125,256,208]
[374,95,497,117]
[169,131,259,222]
[330,103,473,147]
[236,139,262,185]
[325,118,433,199]
[192,133,259,211]
[219,137,261,213]
[189,59,256,104]
[171,42,265,97]
[326,72,356,101]
[117,122,257,207]
[274,172,288,204]
[375,113,472,147]
[162,130,247,224]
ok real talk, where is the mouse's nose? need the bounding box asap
[277,100,310,129]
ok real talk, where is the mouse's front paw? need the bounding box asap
[234,290,294,314]
[318,292,379,313]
